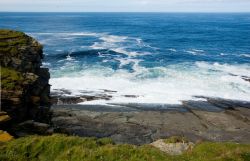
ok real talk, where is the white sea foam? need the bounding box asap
[185,49,205,55]
[240,54,250,58]
[112,48,141,57]
[192,49,204,52]
[168,48,177,52]
[90,42,104,49]
[66,55,75,61]
[196,61,250,77]
[185,50,197,55]
[42,62,51,67]
[68,32,98,36]
[50,62,250,105]
[100,35,127,43]
[89,33,152,71]
[115,58,142,69]
[136,38,143,45]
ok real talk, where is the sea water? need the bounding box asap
[1,13,250,104]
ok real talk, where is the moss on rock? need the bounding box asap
[0,67,24,90]
[0,29,50,124]
[0,30,29,54]
[0,29,43,73]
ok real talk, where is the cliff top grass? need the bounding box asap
[0,30,28,47]
[0,30,30,55]
[0,134,249,161]
[0,29,26,39]
[0,67,24,90]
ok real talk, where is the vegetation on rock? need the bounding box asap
[0,134,249,161]
[0,67,24,90]
[0,29,43,72]
[0,30,29,54]
[0,29,50,125]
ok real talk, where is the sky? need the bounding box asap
[0,0,250,12]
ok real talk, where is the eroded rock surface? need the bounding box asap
[52,97,250,145]
[0,30,51,133]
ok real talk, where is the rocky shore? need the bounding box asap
[51,96,250,145]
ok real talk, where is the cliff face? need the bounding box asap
[0,30,51,124]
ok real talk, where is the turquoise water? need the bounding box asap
[1,13,250,104]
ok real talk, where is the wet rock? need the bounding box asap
[51,89,113,105]
[182,100,223,112]
[51,96,87,105]
[242,76,250,83]
[102,89,117,93]
[51,98,250,145]
[123,95,139,98]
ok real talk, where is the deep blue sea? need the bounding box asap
[1,13,250,104]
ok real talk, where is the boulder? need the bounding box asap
[15,120,50,136]
[151,139,194,155]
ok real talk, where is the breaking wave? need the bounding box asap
[28,31,250,105]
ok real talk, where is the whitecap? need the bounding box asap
[192,49,204,52]
[66,55,74,61]
[112,48,140,57]
[68,32,98,36]
[186,50,197,55]
[100,35,127,43]
[168,48,177,52]
[185,49,205,55]
[90,42,105,49]
[196,61,250,77]
[240,54,250,58]
[220,53,227,56]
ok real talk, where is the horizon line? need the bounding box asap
[1,11,250,13]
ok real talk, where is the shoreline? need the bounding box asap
[51,97,250,145]
[51,88,250,108]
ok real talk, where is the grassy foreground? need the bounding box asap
[0,134,249,161]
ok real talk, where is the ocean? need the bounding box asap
[1,12,250,104]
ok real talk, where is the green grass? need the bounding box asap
[0,134,249,161]
[0,67,24,90]
[0,29,42,58]
[0,29,29,55]
[0,29,26,40]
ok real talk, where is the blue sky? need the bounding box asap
[1,0,250,12]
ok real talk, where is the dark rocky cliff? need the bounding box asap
[0,29,51,128]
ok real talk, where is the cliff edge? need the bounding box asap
[0,29,51,133]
